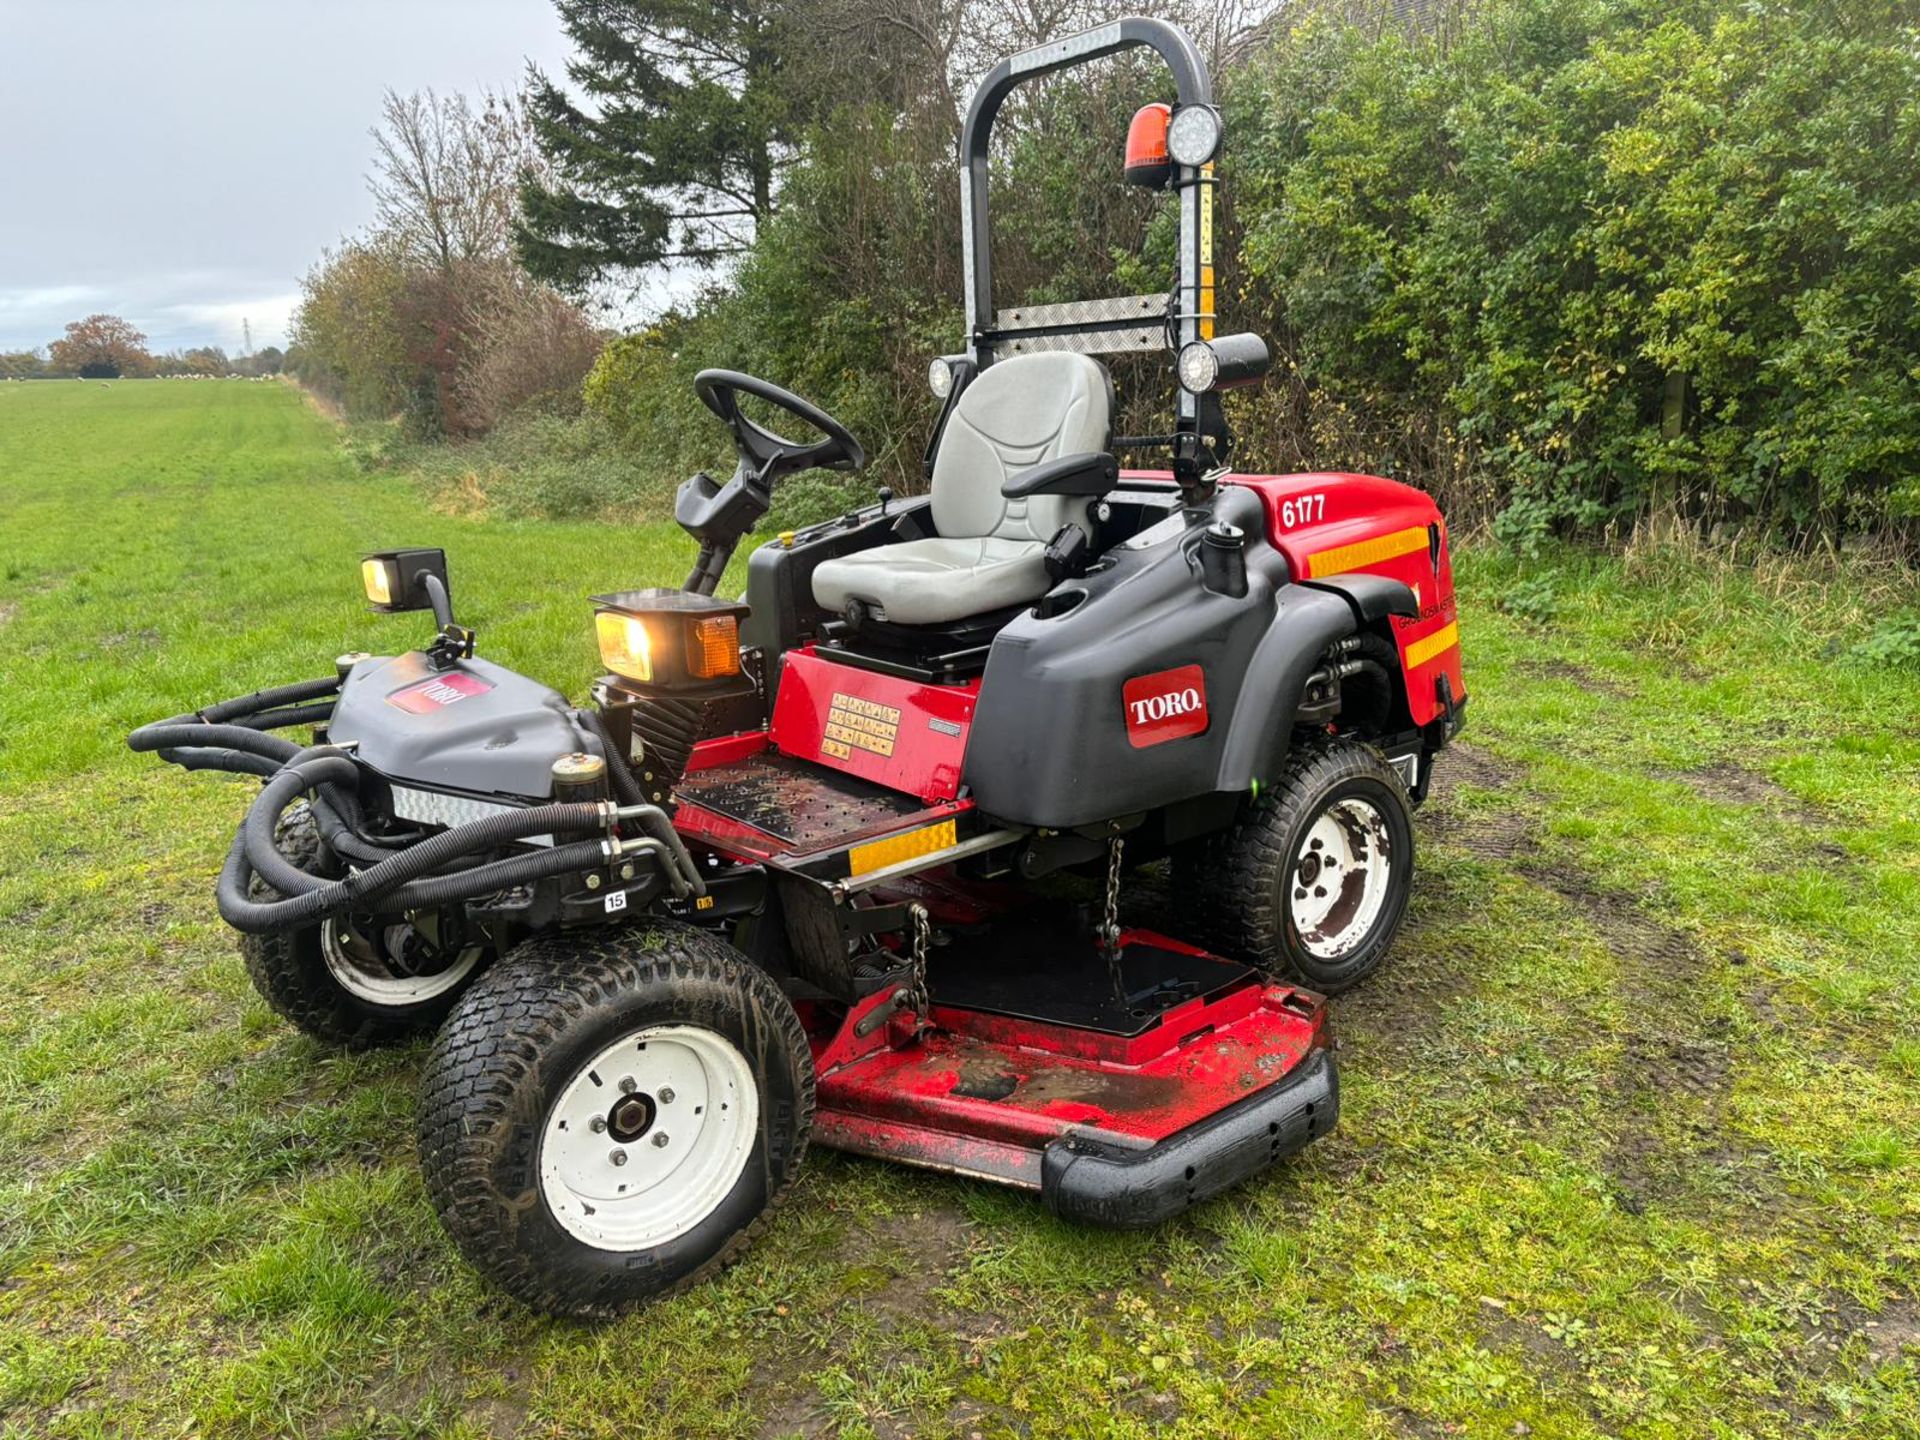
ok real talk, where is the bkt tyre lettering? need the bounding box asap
[1122,665,1209,748]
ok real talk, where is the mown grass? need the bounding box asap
[1,378,1916,1438]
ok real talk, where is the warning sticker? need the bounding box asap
[822,692,899,761]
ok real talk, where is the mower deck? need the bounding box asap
[671,737,1338,1223]
[801,928,1336,1226]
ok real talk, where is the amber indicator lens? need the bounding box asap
[687,615,741,679]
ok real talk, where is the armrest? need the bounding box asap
[1001,451,1120,499]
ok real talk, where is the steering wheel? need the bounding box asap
[694,369,866,483]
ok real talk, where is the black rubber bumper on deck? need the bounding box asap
[1039,1048,1339,1227]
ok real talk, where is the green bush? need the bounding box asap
[392,411,672,522]
[1235,0,1920,542]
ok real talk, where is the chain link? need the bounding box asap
[1099,837,1127,1003]
[901,902,932,1030]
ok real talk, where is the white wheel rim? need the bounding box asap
[1290,797,1395,962]
[539,1024,759,1252]
[320,916,484,1006]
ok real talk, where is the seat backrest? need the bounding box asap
[931,352,1111,542]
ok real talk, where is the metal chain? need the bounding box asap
[902,902,932,1029]
[1100,837,1124,948]
[1099,837,1127,1004]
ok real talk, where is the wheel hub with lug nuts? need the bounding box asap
[1290,797,1394,962]
[537,1024,758,1251]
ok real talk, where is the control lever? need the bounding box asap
[1043,523,1091,583]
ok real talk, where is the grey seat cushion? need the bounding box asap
[811,536,1050,626]
[810,353,1110,626]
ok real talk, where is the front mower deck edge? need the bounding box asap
[800,929,1335,1224]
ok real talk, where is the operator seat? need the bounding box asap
[810,352,1111,627]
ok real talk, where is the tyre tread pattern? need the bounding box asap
[1178,738,1413,991]
[417,922,815,1318]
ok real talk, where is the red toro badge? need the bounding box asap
[1122,664,1208,748]
[387,672,494,714]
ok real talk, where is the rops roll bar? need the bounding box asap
[958,16,1216,439]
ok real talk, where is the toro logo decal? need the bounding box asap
[1122,664,1208,748]
[387,672,494,714]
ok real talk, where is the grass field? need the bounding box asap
[1,378,1917,1439]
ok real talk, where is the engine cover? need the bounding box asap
[327,653,597,802]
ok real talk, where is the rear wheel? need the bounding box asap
[238,802,489,1047]
[417,922,813,1318]
[1177,739,1414,993]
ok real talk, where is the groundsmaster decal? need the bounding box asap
[823,692,899,760]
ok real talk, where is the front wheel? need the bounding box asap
[417,922,814,1318]
[1177,739,1414,993]
[239,802,490,1047]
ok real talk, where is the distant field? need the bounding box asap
[1,378,1917,1438]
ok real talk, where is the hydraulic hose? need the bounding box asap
[129,720,301,764]
[240,749,615,905]
[580,709,704,895]
[196,676,342,724]
[217,830,617,935]
[157,747,286,779]
[235,702,338,732]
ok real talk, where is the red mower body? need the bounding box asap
[1229,471,1465,728]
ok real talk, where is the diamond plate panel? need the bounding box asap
[993,294,1169,331]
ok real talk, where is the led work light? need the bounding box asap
[1166,103,1223,167]
[361,548,451,615]
[1174,333,1273,395]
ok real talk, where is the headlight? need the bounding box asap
[1176,333,1273,395]
[595,610,653,683]
[360,547,450,614]
[1166,104,1222,167]
[361,558,396,607]
[1176,340,1220,393]
[593,589,748,691]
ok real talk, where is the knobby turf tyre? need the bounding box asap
[416,922,814,1318]
[1176,739,1414,993]
[237,801,486,1048]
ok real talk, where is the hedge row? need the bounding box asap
[586,0,1920,546]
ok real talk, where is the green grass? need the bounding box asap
[2,377,1917,1438]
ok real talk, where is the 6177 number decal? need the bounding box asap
[1279,492,1326,529]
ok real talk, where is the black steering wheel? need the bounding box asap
[694,369,866,483]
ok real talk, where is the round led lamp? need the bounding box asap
[1176,340,1220,393]
[1166,104,1222,168]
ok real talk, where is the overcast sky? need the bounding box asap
[0,0,575,356]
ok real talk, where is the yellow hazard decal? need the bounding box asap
[1404,621,1460,670]
[848,819,958,878]
[822,692,899,761]
[1305,525,1429,579]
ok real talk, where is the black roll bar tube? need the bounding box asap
[958,16,1214,431]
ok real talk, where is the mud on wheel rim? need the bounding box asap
[1289,796,1395,961]
[538,1024,759,1252]
[319,915,484,1007]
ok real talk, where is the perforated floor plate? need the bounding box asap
[676,750,931,853]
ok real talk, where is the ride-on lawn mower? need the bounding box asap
[133,18,1465,1318]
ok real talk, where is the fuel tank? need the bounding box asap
[964,485,1358,829]
[327,652,599,802]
